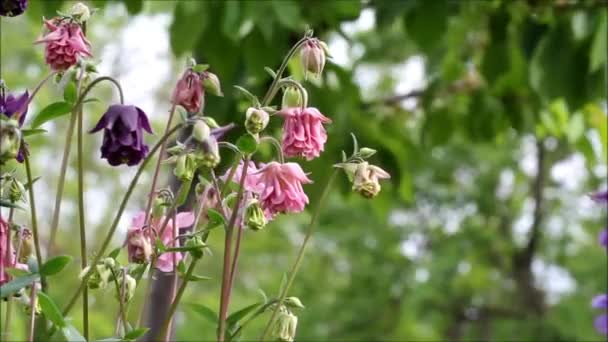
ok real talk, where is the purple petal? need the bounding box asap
[595,314,608,335]
[136,107,153,134]
[599,229,608,248]
[592,294,608,309]
[592,190,608,203]
[89,106,120,133]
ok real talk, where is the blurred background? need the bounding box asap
[1,0,607,340]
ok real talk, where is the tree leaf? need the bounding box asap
[169,1,206,56]
[40,255,72,276]
[236,134,258,155]
[0,273,39,299]
[189,303,218,324]
[31,102,72,128]
[37,292,66,327]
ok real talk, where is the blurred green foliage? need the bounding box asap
[1,0,607,341]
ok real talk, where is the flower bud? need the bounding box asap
[0,118,22,163]
[174,154,196,181]
[245,107,269,135]
[351,162,391,199]
[202,72,223,97]
[1,175,26,204]
[197,137,220,168]
[193,120,211,142]
[70,2,91,22]
[284,297,305,309]
[245,199,267,231]
[281,87,303,109]
[358,147,377,159]
[300,38,326,79]
[273,308,298,342]
[185,236,206,259]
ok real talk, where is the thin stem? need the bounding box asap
[27,283,38,342]
[61,124,185,317]
[259,136,285,163]
[260,170,338,341]
[159,258,199,341]
[111,268,129,335]
[227,211,245,296]
[143,103,177,227]
[218,156,249,342]
[166,209,179,341]
[48,66,86,254]
[23,155,44,288]
[76,101,89,340]
[261,36,309,106]
[16,71,57,123]
[211,170,229,218]
[74,76,125,107]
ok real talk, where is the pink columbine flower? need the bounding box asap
[256,162,312,218]
[172,69,204,114]
[223,160,264,194]
[34,19,92,71]
[126,226,152,264]
[130,211,194,272]
[279,107,332,160]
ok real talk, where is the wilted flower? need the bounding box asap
[89,105,153,166]
[592,294,608,335]
[278,107,331,160]
[256,162,311,218]
[0,0,27,17]
[245,107,269,135]
[172,69,204,113]
[273,308,298,342]
[126,227,152,264]
[69,2,90,22]
[34,19,92,71]
[349,162,390,199]
[300,38,328,79]
[130,211,195,272]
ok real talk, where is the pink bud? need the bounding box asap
[300,38,326,79]
[172,70,204,113]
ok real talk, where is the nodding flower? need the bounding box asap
[278,107,331,161]
[34,18,92,71]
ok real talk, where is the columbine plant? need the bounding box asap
[0,4,390,342]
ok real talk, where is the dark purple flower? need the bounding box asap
[591,190,608,203]
[89,105,153,166]
[1,86,29,162]
[0,0,27,17]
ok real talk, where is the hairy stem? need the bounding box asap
[23,155,44,288]
[217,156,250,342]
[260,170,338,340]
[61,124,185,317]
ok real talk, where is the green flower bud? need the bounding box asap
[245,199,267,231]
[115,274,137,302]
[196,138,220,169]
[203,72,223,97]
[284,297,305,309]
[357,147,377,159]
[185,236,206,259]
[174,154,196,181]
[0,119,22,163]
[193,120,211,142]
[281,87,303,109]
[273,308,298,342]
[245,107,269,134]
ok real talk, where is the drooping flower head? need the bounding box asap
[89,105,153,166]
[279,107,331,161]
[300,38,328,79]
[0,0,27,17]
[34,18,91,71]
[0,86,29,125]
[592,294,608,335]
[0,85,29,163]
[129,211,194,272]
[339,162,390,199]
[255,162,312,218]
[222,160,263,194]
[126,227,152,264]
[172,69,204,114]
[592,190,608,204]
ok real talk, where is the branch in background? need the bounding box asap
[522,139,546,266]
[361,89,425,109]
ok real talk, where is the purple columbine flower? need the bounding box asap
[599,229,608,248]
[0,0,27,17]
[1,85,29,162]
[592,294,608,335]
[89,105,153,166]
[591,190,608,203]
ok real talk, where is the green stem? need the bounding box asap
[61,124,185,317]
[261,36,309,106]
[218,156,250,342]
[27,283,38,342]
[76,102,89,340]
[111,268,129,335]
[259,136,285,163]
[23,155,44,288]
[159,258,199,341]
[260,170,338,341]
[74,76,125,107]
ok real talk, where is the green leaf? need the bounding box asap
[108,246,122,260]
[182,273,211,282]
[0,199,24,210]
[40,255,72,276]
[189,303,218,324]
[403,0,446,53]
[226,302,262,326]
[37,292,66,327]
[0,273,39,299]
[236,134,257,155]
[61,324,86,342]
[155,237,166,252]
[123,327,149,341]
[589,11,607,73]
[31,102,72,128]
[567,112,585,144]
[21,128,47,136]
[192,64,210,73]
[63,81,77,104]
[207,208,226,228]
[271,0,302,30]
[169,1,206,56]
